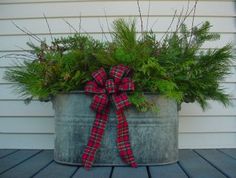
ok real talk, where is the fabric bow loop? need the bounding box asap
[86,65,135,113]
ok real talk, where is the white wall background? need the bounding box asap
[0,0,235,149]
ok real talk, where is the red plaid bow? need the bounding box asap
[82,64,137,169]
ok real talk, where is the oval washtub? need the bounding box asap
[53,92,178,165]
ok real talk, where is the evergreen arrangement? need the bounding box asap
[4,35,104,101]
[4,17,233,111]
[103,19,233,111]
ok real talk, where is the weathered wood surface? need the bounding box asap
[149,164,188,178]
[0,149,236,178]
[179,149,227,178]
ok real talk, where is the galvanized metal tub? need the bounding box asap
[53,91,178,165]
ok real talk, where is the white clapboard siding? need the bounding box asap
[1,17,235,35]
[0,0,235,149]
[0,133,54,149]
[0,117,54,133]
[0,1,235,19]
[179,133,236,149]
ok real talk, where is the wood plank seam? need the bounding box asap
[109,166,114,178]
[192,150,231,178]
[0,149,19,159]
[29,159,54,178]
[217,149,236,161]
[177,161,190,178]
[0,150,42,175]
[146,166,151,178]
[70,166,80,178]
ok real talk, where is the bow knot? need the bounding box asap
[85,64,134,113]
[82,64,137,169]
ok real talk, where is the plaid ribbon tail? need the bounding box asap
[83,65,137,169]
[116,110,137,168]
[82,107,110,170]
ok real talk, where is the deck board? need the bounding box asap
[0,150,53,178]
[179,149,227,178]
[73,167,112,178]
[219,149,236,159]
[0,149,18,158]
[195,149,236,178]
[0,149,235,178]
[0,150,40,175]
[34,161,78,178]
[112,167,149,178]
[149,163,188,178]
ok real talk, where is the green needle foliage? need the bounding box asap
[4,18,233,112]
[157,22,233,109]
[96,19,233,111]
[4,34,104,101]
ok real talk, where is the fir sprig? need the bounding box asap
[4,34,104,101]
[105,19,233,111]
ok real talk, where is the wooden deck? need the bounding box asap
[0,149,236,178]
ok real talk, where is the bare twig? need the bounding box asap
[104,9,111,33]
[98,18,109,42]
[12,21,42,42]
[24,27,43,43]
[188,0,198,45]
[145,0,151,31]
[184,0,191,21]
[175,7,184,32]
[104,9,113,41]
[63,19,79,33]
[15,45,33,53]
[73,15,90,36]
[160,10,177,42]
[80,27,91,36]
[78,13,82,33]
[176,0,198,32]
[0,53,35,60]
[43,14,53,41]
[150,18,159,31]
[136,0,144,34]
